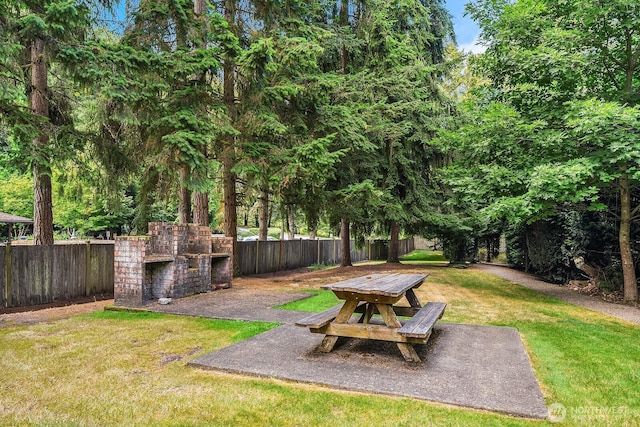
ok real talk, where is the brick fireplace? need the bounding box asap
[114,223,232,307]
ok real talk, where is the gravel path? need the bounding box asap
[473,263,640,325]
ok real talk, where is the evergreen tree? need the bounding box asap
[120,0,238,225]
[1,0,117,244]
[234,0,346,242]
[316,0,454,265]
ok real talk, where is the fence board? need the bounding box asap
[236,242,255,276]
[53,244,84,300]
[90,243,115,295]
[236,237,414,276]
[1,242,114,309]
[253,241,276,275]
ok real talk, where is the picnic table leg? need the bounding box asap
[357,302,375,324]
[376,303,422,363]
[405,288,422,308]
[318,299,359,353]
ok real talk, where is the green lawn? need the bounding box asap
[1,266,639,426]
[400,249,449,263]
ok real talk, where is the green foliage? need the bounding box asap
[329,180,384,241]
[0,174,34,218]
[0,0,115,148]
[506,210,624,286]
[446,0,640,288]
[319,0,455,244]
[1,0,122,244]
[3,0,454,251]
[58,0,241,224]
[233,10,347,238]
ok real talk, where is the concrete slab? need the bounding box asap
[149,287,311,323]
[190,322,548,419]
[142,287,546,418]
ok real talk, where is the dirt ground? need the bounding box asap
[0,298,114,327]
[0,263,425,327]
[4,262,638,327]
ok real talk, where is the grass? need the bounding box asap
[423,269,640,414]
[400,249,449,263]
[306,263,334,272]
[278,289,340,312]
[2,267,640,426]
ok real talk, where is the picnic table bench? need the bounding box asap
[296,273,446,362]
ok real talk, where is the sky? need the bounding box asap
[446,1,485,53]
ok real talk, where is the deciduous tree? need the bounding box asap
[458,0,640,300]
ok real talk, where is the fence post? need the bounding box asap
[333,236,336,265]
[278,239,283,272]
[317,239,320,265]
[299,238,303,268]
[255,239,260,275]
[4,241,11,308]
[85,240,91,296]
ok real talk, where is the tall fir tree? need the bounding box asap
[1,0,118,244]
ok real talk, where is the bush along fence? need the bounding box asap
[236,238,415,276]
[1,241,114,309]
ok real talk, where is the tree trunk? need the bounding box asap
[192,0,210,227]
[338,3,351,266]
[178,165,192,223]
[31,37,54,245]
[287,205,295,240]
[486,238,491,262]
[340,1,349,74]
[305,209,319,241]
[387,221,400,263]
[524,226,530,273]
[222,147,237,273]
[192,147,208,227]
[339,0,349,26]
[194,0,205,15]
[340,219,352,267]
[258,185,269,240]
[193,191,209,226]
[619,173,638,302]
[223,0,238,275]
[33,165,53,245]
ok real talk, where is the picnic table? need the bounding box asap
[296,273,446,362]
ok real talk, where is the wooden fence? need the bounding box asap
[236,238,415,276]
[1,237,415,308]
[1,241,114,309]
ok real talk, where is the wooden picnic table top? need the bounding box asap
[320,273,428,298]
